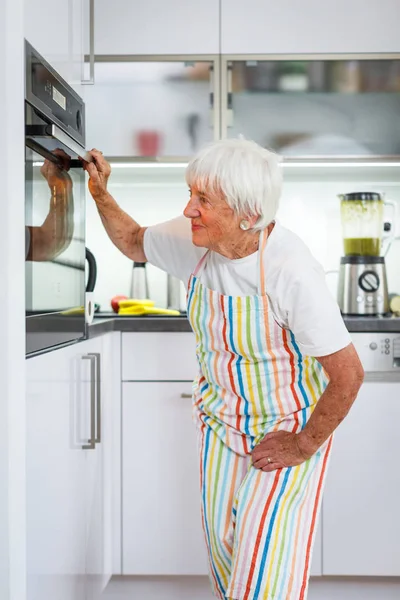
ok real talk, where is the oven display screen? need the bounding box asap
[52,86,66,110]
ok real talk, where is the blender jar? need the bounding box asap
[339,192,384,256]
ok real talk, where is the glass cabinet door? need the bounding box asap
[84,59,219,158]
[222,57,400,157]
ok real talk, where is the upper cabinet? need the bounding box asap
[24,0,88,94]
[222,57,400,156]
[84,59,218,157]
[221,0,400,54]
[93,0,220,55]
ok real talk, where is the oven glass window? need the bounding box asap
[25,148,85,315]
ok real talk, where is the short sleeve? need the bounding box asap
[282,261,351,357]
[144,215,204,284]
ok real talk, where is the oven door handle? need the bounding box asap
[26,123,92,163]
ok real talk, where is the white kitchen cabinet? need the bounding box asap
[84,58,218,157]
[122,381,208,575]
[92,0,219,56]
[26,340,88,600]
[24,0,87,93]
[221,57,400,157]
[26,333,119,600]
[322,382,400,576]
[85,332,121,598]
[221,0,400,54]
[122,332,197,381]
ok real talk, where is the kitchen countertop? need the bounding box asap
[87,313,400,338]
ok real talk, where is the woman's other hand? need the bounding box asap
[40,149,72,192]
[82,149,111,202]
[251,430,312,472]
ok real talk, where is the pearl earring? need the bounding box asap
[240,220,250,231]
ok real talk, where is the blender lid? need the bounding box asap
[341,192,382,201]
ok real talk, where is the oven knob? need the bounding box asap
[358,271,380,293]
[369,342,377,350]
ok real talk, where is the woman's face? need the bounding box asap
[183,184,244,249]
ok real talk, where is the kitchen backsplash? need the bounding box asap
[85,163,400,313]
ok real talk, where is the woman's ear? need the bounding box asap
[248,214,259,229]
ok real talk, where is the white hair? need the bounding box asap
[185,138,282,231]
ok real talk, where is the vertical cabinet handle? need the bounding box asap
[209,65,214,129]
[89,352,101,444]
[82,0,95,85]
[82,354,96,449]
[226,62,233,128]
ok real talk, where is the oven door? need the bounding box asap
[25,119,87,355]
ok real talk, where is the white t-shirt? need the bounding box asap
[144,216,351,358]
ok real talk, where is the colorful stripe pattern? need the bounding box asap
[187,228,332,599]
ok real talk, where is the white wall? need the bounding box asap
[86,164,400,313]
[0,1,26,599]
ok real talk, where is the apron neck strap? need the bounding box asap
[257,227,269,296]
[193,250,210,278]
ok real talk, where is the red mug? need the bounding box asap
[136,130,161,156]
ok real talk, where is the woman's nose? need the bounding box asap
[183,198,200,218]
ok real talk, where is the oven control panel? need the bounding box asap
[351,333,400,372]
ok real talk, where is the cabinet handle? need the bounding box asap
[209,65,214,127]
[82,354,96,449]
[226,63,233,128]
[180,393,192,399]
[88,352,101,444]
[82,0,95,85]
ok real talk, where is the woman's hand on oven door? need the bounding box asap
[81,149,111,202]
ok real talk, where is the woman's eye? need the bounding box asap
[199,196,208,204]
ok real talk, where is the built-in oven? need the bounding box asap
[25,40,89,355]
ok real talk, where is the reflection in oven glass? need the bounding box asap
[25,149,85,315]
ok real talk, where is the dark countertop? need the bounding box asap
[87,314,192,337]
[87,313,400,338]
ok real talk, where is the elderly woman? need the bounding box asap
[85,139,364,600]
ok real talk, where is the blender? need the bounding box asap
[337,192,396,316]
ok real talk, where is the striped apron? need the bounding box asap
[187,228,332,600]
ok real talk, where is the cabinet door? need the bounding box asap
[221,58,400,157]
[93,0,219,55]
[85,332,121,596]
[221,0,400,54]
[122,382,208,575]
[84,59,217,158]
[26,343,88,600]
[24,0,84,88]
[322,382,400,576]
[26,335,117,600]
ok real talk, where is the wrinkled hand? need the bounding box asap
[40,149,72,192]
[251,430,312,472]
[82,148,111,201]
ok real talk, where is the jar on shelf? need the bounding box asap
[329,60,361,93]
[277,61,309,92]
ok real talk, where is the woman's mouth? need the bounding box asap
[191,223,203,231]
